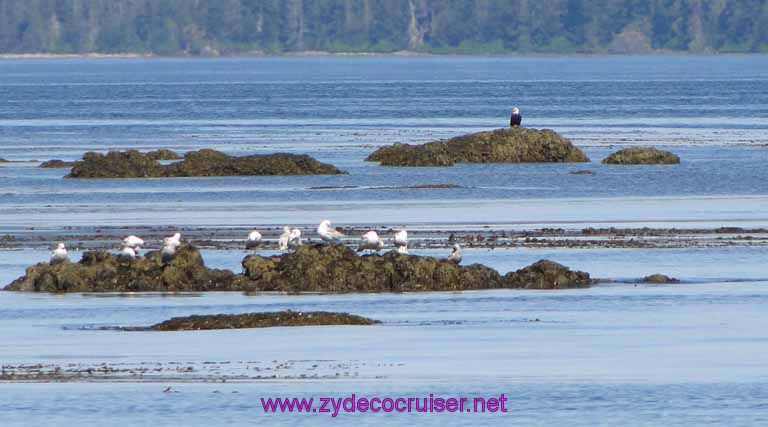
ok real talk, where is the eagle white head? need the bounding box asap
[512,107,520,115]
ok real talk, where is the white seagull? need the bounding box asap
[120,246,136,260]
[246,230,262,249]
[161,244,176,265]
[163,233,182,248]
[358,230,384,252]
[122,235,144,249]
[278,226,291,251]
[50,243,68,265]
[317,219,344,244]
[448,244,462,264]
[288,228,302,250]
[394,227,408,254]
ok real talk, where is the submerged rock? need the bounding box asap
[570,169,595,175]
[66,149,345,178]
[366,127,589,167]
[143,311,377,331]
[641,274,681,284]
[602,147,680,165]
[242,244,592,292]
[4,245,238,292]
[39,159,75,168]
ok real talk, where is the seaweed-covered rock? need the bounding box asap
[641,274,680,284]
[6,244,592,293]
[242,244,504,292]
[68,150,165,178]
[366,127,589,167]
[242,244,591,292]
[145,311,377,331]
[163,149,344,177]
[66,149,344,178]
[503,260,592,289]
[39,159,75,168]
[4,245,238,292]
[602,147,680,165]
[146,149,181,160]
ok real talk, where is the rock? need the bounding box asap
[4,245,239,292]
[6,244,592,293]
[68,150,165,178]
[570,169,595,175]
[39,159,75,168]
[66,149,345,178]
[641,274,680,284]
[145,149,181,160]
[241,244,591,292]
[0,158,7,163]
[366,127,590,167]
[602,147,680,165]
[162,149,345,177]
[503,260,593,289]
[142,311,377,331]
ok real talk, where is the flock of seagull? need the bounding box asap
[48,219,463,265]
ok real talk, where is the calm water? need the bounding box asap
[1,56,768,229]
[2,56,768,426]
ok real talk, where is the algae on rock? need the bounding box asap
[5,245,238,292]
[602,147,680,165]
[366,127,589,167]
[144,311,378,331]
[66,149,345,178]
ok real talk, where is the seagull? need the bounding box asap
[448,244,462,264]
[317,219,344,244]
[50,243,68,265]
[288,228,302,250]
[122,235,144,249]
[120,246,136,260]
[358,230,384,252]
[161,244,176,265]
[278,226,291,251]
[163,233,181,248]
[394,227,408,254]
[246,230,262,249]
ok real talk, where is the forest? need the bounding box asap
[0,0,766,55]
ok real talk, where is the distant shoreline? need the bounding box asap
[1,50,766,60]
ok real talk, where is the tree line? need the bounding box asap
[0,0,766,55]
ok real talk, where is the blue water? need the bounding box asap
[2,56,768,230]
[2,55,768,426]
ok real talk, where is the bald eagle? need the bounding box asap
[510,107,522,127]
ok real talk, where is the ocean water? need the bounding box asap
[2,55,768,426]
[1,56,768,229]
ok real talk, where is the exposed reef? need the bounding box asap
[66,149,345,178]
[127,311,378,331]
[39,159,75,168]
[4,245,238,292]
[366,127,590,167]
[5,244,592,293]
[503,260,592,289]
[641,274,681,284]
[602,147,680,165]
[241,244,592,292]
